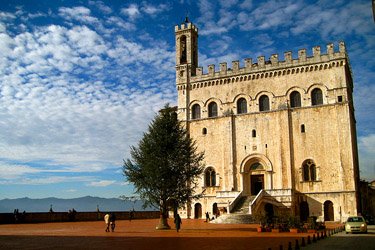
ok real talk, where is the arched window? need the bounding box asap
[259,95,270,111]
[311,88,323,106]
[208,102,218,117]
[205,167,216,187]
[250,162,263,170]
[202,128,207,135]
[252,129,256,138]
[191,104,201,119]
[290,91,301,108]
[302,159,316,181]
[180,36,187,64]
[237,98,247,114]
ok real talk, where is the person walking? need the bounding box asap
[205,212,210,222]
[174,213,182,232]
[110,213,116,232]
[104,213,110,232]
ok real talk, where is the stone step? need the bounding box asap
[210,214,256,224]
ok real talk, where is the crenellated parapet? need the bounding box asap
[179,42,348,89]
[175,22,198,33]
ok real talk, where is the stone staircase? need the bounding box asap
[230,195,255,214]
[210,213,256,224]
[211,195,257,224]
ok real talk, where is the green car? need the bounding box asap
[345,216,367,234]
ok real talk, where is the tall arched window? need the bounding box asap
[302,159,316,181]
[290,91,301,108]
[191,104,201,119]
[237,98,247,114]
[208,102,218,117]
[259,95,270,111]
[180,35,187,64]
[311,88,323,106]
[205,167,216,187]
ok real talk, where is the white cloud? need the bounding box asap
[89,0,112,14]
[141,3,169,15]
[87,180,116,187]
[0,163,40,179]
[0,11,176,181]
[121,4,140,20]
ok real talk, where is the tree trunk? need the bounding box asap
[155,203,170,230]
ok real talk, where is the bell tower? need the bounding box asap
[175,17,198,121]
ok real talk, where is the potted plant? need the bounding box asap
[307,216,317,233]
[254,213,267,232]
[288,216,301,233]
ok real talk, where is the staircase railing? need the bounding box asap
[248,189,267,214]
[228,191,243,213]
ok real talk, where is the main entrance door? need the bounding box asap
[251,174,264,195]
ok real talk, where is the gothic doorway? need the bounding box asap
[213,203,218,217]
[324,200,334,221]
[300,201,309,222]
[251,174,264,195]
[194,203,202,219]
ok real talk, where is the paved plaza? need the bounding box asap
[0,219,340,250]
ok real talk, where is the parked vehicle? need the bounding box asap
[345,216,367,234]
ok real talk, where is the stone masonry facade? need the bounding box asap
[175,20,360,223]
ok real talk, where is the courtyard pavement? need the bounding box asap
[0,218,341,250]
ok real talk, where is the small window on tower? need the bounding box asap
[338,96,343,103]
[202,128,207,135]
[301,124,305,133]
[252,130,256,138]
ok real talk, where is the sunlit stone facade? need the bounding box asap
[175,21,360,223]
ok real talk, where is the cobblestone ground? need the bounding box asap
[0,219,341,250]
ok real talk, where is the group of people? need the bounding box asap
[104,212,183,233]
[104,213,116,232]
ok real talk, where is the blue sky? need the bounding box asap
[0,0,374,199]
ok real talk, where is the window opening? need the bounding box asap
[259,95,270,111]
[208,102,218,117]
[302,159,316,181]
[205,167,216,187]
[252,129,256,138]
[237,98,247,114]
[290,91,301,108]
[192,104,201,119]
[311,88,323,106]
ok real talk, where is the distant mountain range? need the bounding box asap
[0,196,156,213]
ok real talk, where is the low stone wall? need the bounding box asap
[0,211,159,224]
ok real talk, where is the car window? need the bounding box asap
[348,217,364,222]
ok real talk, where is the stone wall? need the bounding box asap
[0,211,159,224]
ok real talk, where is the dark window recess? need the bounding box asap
[192,104,201,119]
[237,98,247,114]
[311,88,323,106]
[252,129,256,138]
[290,91,302,108]
[265,144,268,148]
[302,159,316,181]
[259,95,270,111]
[338,96,343,102]
[208,102,218,117]
[205,167,216,187]
[202,128,207,135]
[301,124,305,133]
